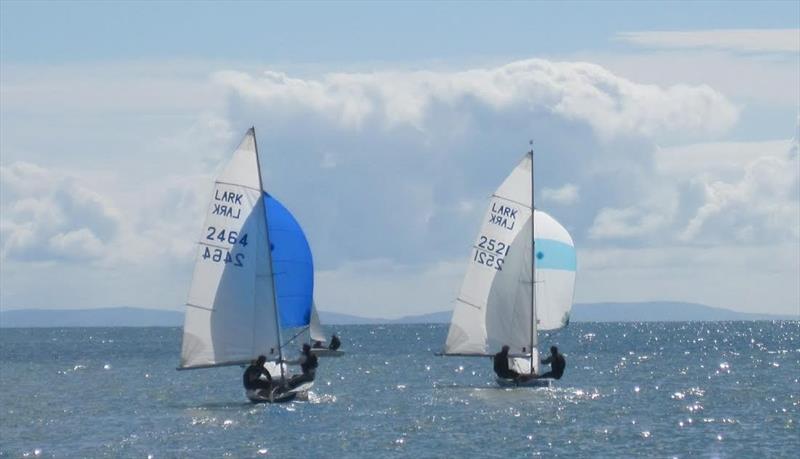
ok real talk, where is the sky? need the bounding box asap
[1,1,798,318]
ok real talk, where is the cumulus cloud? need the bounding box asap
[541,183,579,205]
[215,58,738,141]
[589,206,671,239]
[1,56,795,315]
[0,162,121,262]
[584,122,799,245]
[617,29,800,54]
[678,139,800,242]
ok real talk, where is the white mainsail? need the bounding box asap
[443,152,576,368]
[180,128,281,369]
[309,302,327,344]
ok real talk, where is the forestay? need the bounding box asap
[180,129,281,369]
[443,152,576,359]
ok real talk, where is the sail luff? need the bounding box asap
[530,147,537,373]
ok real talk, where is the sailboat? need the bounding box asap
[308,303,344,357]
[441,147,576,387]
[178,127,316,403]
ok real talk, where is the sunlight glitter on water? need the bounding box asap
[2,322,798,457]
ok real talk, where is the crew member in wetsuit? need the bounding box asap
[493,345,520,380]
[538,346,566,379]
[286,343,318,388]
[328,334,341,351]
[243,355,273,392]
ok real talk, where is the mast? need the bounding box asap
[529,141,537,374]
[252,126,286,381]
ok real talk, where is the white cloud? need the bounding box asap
[588,206,671,239]
[679,151,799,242]
[215,58,738,141]
[541,183,579,205]
[617,29,800,53]
[654,139,793,179]
[0,162,121,263]
[1,57,796,316]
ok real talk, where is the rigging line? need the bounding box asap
[281,326,310,348]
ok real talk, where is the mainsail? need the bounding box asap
[180,128,280,369]
[443,152,576,364]
[179,129,314,370]
[309,303,327,343]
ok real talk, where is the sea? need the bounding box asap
[1,322,797,458]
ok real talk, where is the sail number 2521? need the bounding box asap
[474,235,510,270]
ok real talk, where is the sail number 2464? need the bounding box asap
[202,247,244,267]
[206,226,248,246]
[202,226,248,267]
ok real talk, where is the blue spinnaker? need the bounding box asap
[264,192,314,328]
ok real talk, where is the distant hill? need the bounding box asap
[571,301,796,322]
[317,311,385,325]
[0,302,795,328]
[321,301,795,324]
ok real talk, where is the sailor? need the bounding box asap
[243,355,273,391]
[328,334,341,350]
[538,346,566,379]
[312,340,325,349]
[493,345,520,380]
[285,343,318,387]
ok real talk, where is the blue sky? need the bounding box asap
[1,1,798,317]
[3,1,797,62]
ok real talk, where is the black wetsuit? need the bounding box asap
[243,364,272,391]
[329,335,341,350]
[493,351,520,379]
[539,352,566,379]
[289,352,319,388]
[301,352,318,375]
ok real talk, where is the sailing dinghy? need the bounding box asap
[441,148,576,387]
[178,128,316,403]
[308,303,344,357]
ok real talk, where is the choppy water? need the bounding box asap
[1,322,798,458]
